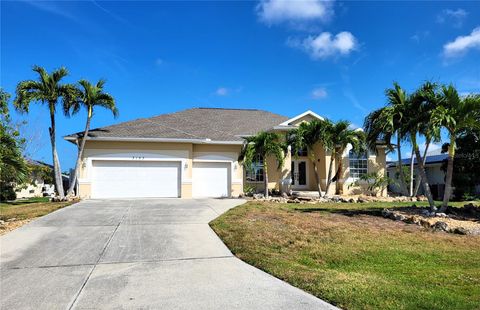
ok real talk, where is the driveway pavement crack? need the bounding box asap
[67,205,130,310]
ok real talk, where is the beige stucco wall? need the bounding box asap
[340,146,387,196]
[78,140,242,199]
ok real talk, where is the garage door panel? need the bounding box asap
[192,162,230,198]
[92,161,180,198]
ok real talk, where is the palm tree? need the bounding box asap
[324,120,366,196]
[364,83,410,196]
[432,85,480,212]
[14,66,78,199]
[405,82,440,210]
[238,131,286,198]
[66,79,118,196]
[287,119,329,196]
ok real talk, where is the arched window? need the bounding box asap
[245,155,264,182]
[349,150,368,179]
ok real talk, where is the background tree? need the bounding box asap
[0,89,29,201]
[14,66,78,199]
[66,79,118,196]
[238,131,286,198]
[432,86,480,211]
[441,130,480,200]
[287,119,329,196]
[324,120,366,196]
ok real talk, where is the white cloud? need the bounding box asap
[311,87,327,99]
[288,31,358,60]
[215,87,229,96]
[256,0,333,25]
[437,8,468,28]
[410,30,430,43]
[443,27,480,58]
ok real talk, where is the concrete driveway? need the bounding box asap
[0,199,337,310]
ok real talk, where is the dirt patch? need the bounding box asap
[0,219,33,236]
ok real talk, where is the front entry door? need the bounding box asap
[291,160,308,189]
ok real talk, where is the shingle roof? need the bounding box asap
[65,108,289,142]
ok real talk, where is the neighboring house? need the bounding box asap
[64,108,387,199]
[15,159,55,198]
[387,152,448,199]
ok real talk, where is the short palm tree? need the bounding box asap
[14,66,78,199]
[364,83,410,196]
[287,119,329,196]
[432,85,480,211]
[324,120,366,196]
[66,79,118,196]
[238,131,286,198]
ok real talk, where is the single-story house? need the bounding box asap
[15,159,55,198]
[64,108,387,199]
[387,152,448,199]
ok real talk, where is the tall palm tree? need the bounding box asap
[405,82,440,210]
[432,85,480,212]
[324,120,366,196]
[66,79,118,196]
[238,131,286,198]
[287,119,329,196]
[364,83,410,196]
[14,66,78,199]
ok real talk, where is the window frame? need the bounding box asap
[349,150,368,180]
[245,155,264,183]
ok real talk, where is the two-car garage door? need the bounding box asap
[90,160,231,199]
[91,161,180,199]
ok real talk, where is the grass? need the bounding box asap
[210,200,480,310]
[0,197,77,221]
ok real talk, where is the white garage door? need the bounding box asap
[91,160,180,198]
[192,162,230,198]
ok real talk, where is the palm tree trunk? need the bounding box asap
[440,136,455,212]
[335,152,343,195]
[409,148,415,196]
[312,160,322,196]
[264,159,269,198]
[413,140,430,196]
[324,152,335,197]
[396,135,409,196]
[49,107,64,199]
[411,134,435,210]
[67,112,92,196]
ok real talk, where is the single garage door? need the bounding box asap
[192,162,230,198]
[91,160,180,198]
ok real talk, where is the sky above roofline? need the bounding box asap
[2,1,479,169]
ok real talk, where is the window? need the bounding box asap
[349,150,368,179]
[290,147,308,157]
[246,155,264,182]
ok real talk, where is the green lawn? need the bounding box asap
[210,201,480,310]
[0,197,77,221]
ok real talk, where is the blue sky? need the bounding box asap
[2,0,480,169]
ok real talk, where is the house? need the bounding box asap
[15,159,55,198]
[64,108,387,199]
[387,151,448,199]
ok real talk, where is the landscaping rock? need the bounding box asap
[436,213,448,218]
[253,193,264,200]
[281,192,289,199]
[433,221,449,232]
[453,227,468,235]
